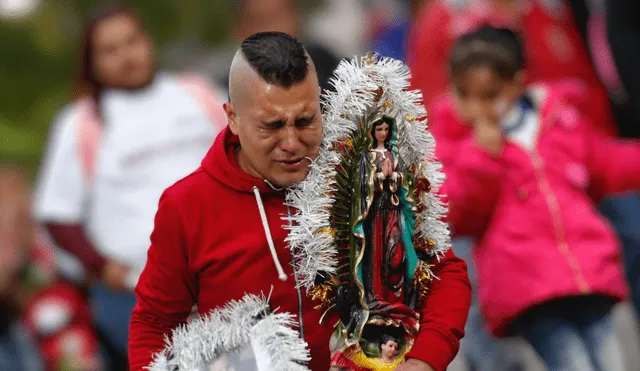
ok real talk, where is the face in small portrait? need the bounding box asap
[379,335,398,363]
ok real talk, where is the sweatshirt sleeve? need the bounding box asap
[586,125,640,196]
[129,190,197,371]
[45,223,106,275]
[405,249,472,371]
[439,138,503,236]
[428,98,503,237]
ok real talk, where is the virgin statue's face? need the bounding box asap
[374,122,390,144]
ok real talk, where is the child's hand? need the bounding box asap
[473,116,503,156]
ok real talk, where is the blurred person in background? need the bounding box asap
[549,0,640,326]
[304,0,367,59]
[212,0,340,97]
[0,164,101,371]
[601,0,640,328]
[433,26,640,371]
[367,0,429,61]
[607,0,640,138]
[34,4,226,369]
[408,1,631,369]
[0,165,46,371]
[408,0,615,137]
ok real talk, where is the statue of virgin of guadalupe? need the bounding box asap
[284,53,452,370]
[361,116,420,341]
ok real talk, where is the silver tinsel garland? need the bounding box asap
[147,293,310,371]
[284,54,451,289]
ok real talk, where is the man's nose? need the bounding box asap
[279,126,303,153]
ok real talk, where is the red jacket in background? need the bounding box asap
[432,83,640,336]
[129,127,472,371]
[408,0,616,135]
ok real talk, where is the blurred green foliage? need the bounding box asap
[0,0,235,175]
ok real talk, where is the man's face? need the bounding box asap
[227,72,322,188]
[92,14,155,89]
[452,65,522,125]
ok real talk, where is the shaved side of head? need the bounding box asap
[227,32,317,107]
[228,51,259,110]
[228,49,318,110]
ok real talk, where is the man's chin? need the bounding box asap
[266,174,307,189]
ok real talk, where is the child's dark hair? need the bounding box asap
[449,25,525,80]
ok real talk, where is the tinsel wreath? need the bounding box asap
[147,293,310,371]
[284,53,450,290]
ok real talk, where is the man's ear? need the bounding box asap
[225,102,239,135]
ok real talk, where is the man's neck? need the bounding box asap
[235,147,261,179]
[234,147,285,190]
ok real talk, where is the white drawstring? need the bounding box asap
[253,186,287,281]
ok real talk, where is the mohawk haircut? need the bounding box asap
[240,31,309,88]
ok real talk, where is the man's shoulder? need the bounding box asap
[161,167,230,210]
[160,167,235,223]
[163,167,210,198]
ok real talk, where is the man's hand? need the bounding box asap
[395,358,436,371]
[473,116,503,156]
[102,259,131,291]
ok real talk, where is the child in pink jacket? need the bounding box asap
[432,26,640,371]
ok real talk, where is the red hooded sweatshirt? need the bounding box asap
[129,127,472,371]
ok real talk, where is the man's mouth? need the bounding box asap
[277,157,306,171]
[280,158,304,164]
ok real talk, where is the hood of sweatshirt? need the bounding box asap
[201,126,282,194]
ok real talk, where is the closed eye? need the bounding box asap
[295,114,316,128]
[262,120,286,130]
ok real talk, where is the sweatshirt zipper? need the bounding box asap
[530,152,590,293]
[286,205,305,339]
